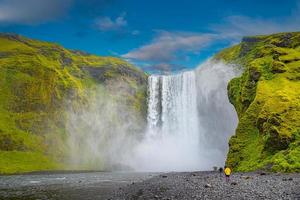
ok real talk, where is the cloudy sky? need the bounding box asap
[0,0,299,72]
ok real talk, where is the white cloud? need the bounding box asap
[95,12,127,31]
[124,3,300,72]
[0,0,72,25]
[212,15,300,41]
[132,30,140,35]
[123,31,214,62]
[212,2,300,40]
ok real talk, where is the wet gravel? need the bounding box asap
[0,172,158,200]
[111,171,300,200]
[0,171,299,200]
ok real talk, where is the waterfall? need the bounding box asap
[66,59,239,172]
[130,60,239,171]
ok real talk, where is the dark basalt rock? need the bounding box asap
[273,33,293,48]
[249,66,261,82]
[272,61,287,73]
[242,36,262,43]
[257,116,267,133]
[268,116,282,126]
[239,42,252,57]
[239,37,263,57]
[70,49,91,56]
[265,126,291,151]
[60,52,73,66]
[81,65,147,85]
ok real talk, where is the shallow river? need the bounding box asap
[0,171,159,200]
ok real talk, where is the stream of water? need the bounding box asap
[130,61,239,171]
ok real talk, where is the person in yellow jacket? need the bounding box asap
[224,166,231,182]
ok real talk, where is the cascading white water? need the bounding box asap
[66,59,239,172]
[129,60,239,171]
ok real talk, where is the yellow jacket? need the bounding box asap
[224,167,231,175]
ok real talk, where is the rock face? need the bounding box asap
[0,34,147,174]
[215,32,300,172]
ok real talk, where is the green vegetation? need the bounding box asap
[0,151,61,174]
[2,32,299,174]
[215,32,300,172]
[0,33,147,174]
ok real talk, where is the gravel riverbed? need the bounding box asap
[110,171,300,200]
[0,171,299,200]
[0,172,158,200]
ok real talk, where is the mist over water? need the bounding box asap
[129,60,239,171]
[66,60,239,172]
[66,86,143,170]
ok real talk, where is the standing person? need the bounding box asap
[218,167,223,177]
[224,166,231,182]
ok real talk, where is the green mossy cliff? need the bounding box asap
[0,34,147,174]
[215,32,300,172]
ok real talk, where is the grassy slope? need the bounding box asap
[0,34,147,174]
[215,32,300,172]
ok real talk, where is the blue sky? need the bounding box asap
[0,0,300,73]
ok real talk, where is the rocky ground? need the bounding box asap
[0,171,299,200]
[110,171,300,200]
[0,172,158,200]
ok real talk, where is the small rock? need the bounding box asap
[282,178,287,181]
[161,175,168,178]
[204,183,212,188]
[137,189,143,196]
[288,178,293,181]
[241,176,251,179]
[231,182,238,186]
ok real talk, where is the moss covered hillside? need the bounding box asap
[215,32,300,172]
[0,33,147,174]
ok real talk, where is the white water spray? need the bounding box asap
[66,60,239,172]
[129,60,239,171]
